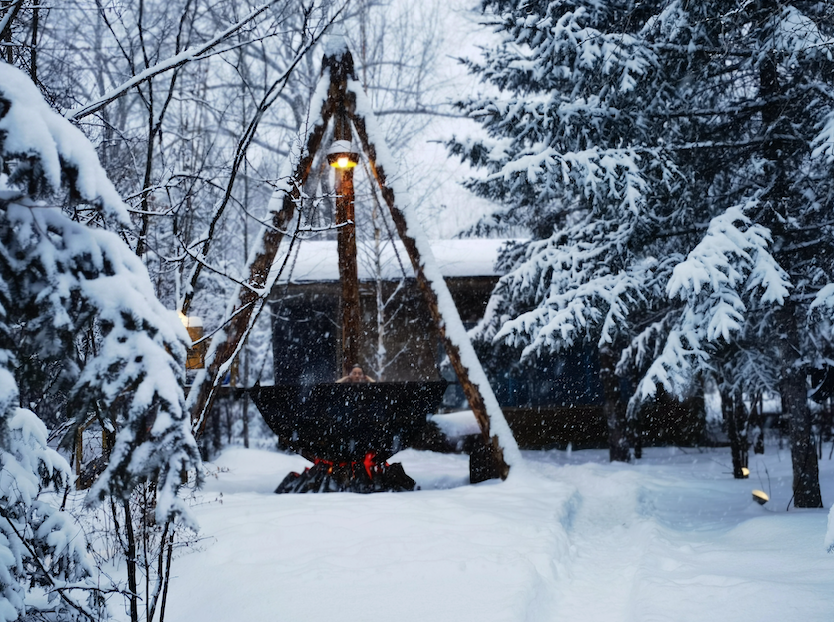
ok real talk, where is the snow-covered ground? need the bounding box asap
[160,443,834,622]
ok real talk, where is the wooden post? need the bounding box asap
[332,66,362,376]
[335,164,361,375]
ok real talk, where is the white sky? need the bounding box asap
[387,0,504,238]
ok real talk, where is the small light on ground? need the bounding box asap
[752,489,769,505]
[741,467,750,477]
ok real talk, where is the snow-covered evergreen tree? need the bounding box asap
[0,61,200,617]
[631,1,834,506]
[0,407,104,621]
[454,1,834,503]
[450,0,686,461]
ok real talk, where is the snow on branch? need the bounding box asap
[811,283,834,312]
[811,110,834,163]
[492,146,649,215]
[808,283,834,342]
[0,408,102,622]
[768,5,834,63]
[0,64,128,225]
[616,314,673,378]
[545,7,655,93]
[489,220,654,357]
[667,203,790,322]
[636,202,791,403]
[630,308,710,405]
[64,1,283,122]
[1,63,199,526]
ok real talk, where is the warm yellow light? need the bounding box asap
[177,312,202,329]
[327,140,359,168]
[752,489,769,505]
[328,153,358,169]
[741,467,750,477]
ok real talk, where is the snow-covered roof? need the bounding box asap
[274,238,514,283]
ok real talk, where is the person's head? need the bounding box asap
[348,364,366,382]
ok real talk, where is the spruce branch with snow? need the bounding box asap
[0,63,200,525]
[638,202,791,400]
[453,0,688,461]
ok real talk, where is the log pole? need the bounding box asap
[331,60,362,376]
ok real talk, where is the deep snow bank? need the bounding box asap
[160,446,834,622]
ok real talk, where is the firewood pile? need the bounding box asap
[275,457,415,493]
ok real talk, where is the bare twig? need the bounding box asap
[66,1,282,122]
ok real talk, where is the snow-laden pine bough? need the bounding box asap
[0,63,200,620]
[189,34,521,492]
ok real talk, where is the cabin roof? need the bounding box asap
[272,238,517,283]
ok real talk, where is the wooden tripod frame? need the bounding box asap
[187,43,518,481]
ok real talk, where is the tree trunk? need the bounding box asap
[722,387,749,479]
[122,499,139,622]
[778,306,823,508]
[599,346,629,462]
[758,38,822,507]
[780,367,823,507]
[750,392,764,455]
[29,0,39,83]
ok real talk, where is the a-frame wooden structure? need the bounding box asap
[187,41,520,481]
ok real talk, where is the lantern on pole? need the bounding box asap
[179,312,206,370]
[327,139,359,169]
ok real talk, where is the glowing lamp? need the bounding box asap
[178,312,206,370]
[327,139,359,169]
[741,467,750,477]
[178,312,202,329]
[752,489,769,505]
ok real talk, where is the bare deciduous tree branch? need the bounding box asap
[66,1,282,122]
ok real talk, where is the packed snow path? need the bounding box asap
[162,447,834,622]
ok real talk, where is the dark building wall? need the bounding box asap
[271,285,339,385]
[271,276,603,403]
[271,278,484,383]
